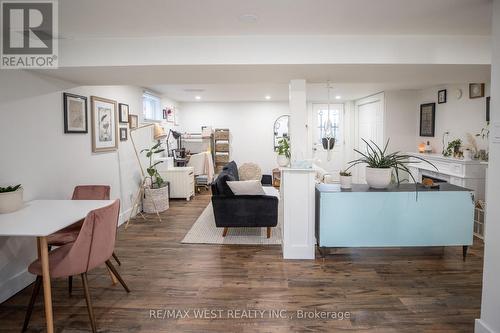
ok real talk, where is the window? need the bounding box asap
[142,92,162,121]
[315,104,343,144]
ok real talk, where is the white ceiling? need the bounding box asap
[59,0,492,38]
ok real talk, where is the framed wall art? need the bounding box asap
[63,93,88,133]
[438,89,447,104]
[119,127,128,141]
[128,114,138,129]
[119,103,129,123]
[91,96,118,152]
[419,103,436,137]
[469,83,485,99]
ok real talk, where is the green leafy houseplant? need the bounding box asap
[347,138,437,190]
[0,184,21,193]
[276,137,291,159]
[443,139,462,157]
[141,142,165,189]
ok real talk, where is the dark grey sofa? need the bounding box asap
[211,161,279,238]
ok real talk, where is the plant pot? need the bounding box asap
[0,188,23,213]
[365,167,392,189]
[340,176,352,189]
[143,185,169,214]
[277,154,290,167]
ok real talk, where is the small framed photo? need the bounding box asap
[438,89,447,104]
[419,103,436,137]
[163,107,175,123]
[119,103,129,123]
[119,127,128,141]
[128,114,138,129]
[469,83,485,99]
[91,96,118,153]
[63,93,88,133]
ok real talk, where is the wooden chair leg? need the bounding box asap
[222,227,228,237]
[68,276,73,296]
[22,276,42,332]
[112,252,122,266]
[267,227,271,239]
[81,273,97,333]
[105,260,130,293]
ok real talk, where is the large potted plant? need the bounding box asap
[0,184,23,213]
[141,142,169,213]
[347,139,436,189]
[276,137,291,167]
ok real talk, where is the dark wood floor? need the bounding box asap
[0,192,484,332]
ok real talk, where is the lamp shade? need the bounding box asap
[153,124,167,140]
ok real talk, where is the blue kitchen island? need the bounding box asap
[315,183,474,259]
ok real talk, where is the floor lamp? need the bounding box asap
[125,123,167,229]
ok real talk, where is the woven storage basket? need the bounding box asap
[215,154,229,164]
[143,186,169,213]
[215,143,229,152]
[214,129,229,140]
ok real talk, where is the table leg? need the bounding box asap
[38,236,54,333]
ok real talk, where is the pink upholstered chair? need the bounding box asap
[22,200,129,333]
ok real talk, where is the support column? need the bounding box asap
[289,80,308,163]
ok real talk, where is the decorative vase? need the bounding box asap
[143,185,169,214]
[0,187,23,214]
[365,167,392,189]
[340,176,352,189]
[277,154,290,167]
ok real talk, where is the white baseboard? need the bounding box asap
[118,207,134,227]
[476,319,497,333]
[0,269,36,304]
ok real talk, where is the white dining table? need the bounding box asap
[0,199,114,333]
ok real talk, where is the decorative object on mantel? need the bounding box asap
[419,103,436,137]
[126,123,167,228]
[0,184,23,213]
[418,142,426,153]
[347,139,437,191]
[425,141,432,153]
[339,170,352,189]
[118,103,129,123]
[438,89,447,104]
[63,93,88,133]
[276,137,290,167]
[90,96,118,153]
[469,83,485,99]
[443,138,462,158]
[128,114,138,129]
[321,81,336,159]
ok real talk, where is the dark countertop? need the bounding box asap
[316,183,472,193]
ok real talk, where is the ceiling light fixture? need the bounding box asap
[335,95,341,100]
[195,96,201,100]
[265,95,271,100]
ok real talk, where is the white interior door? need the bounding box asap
[311,103,345,180]
[354,93,385,183]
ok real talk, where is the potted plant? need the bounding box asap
[0,184,23,213]
[339,170,352,189]
[141,142,169,214]
[443,139,462,158]
[276,137,291,167]
[347,139,437,189]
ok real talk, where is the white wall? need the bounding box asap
[417,84,490,154]
[0,71,157,303]
[476,1,500,332]
[385,90,420,153]
[178,102,289,174]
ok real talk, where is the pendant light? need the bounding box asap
[322,81,335,160]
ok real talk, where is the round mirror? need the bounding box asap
[273,115,290,150]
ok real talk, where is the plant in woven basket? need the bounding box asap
[141,142,165,189]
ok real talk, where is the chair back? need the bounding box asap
[72,185,110,200]
[68,200,120,273]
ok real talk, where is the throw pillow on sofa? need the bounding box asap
[226,180,266,195]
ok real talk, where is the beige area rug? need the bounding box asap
[181,199,282,245]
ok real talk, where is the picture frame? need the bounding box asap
[419,103,436,137]
[119,103,129,123]
[164,107,175,123]
[63,93,88,133]
[128,114,138,129]
[438,89,447,104]
[119,127,128,141]
[90,96,118,153]
[486,96,491,122]
[469,83,485,99]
